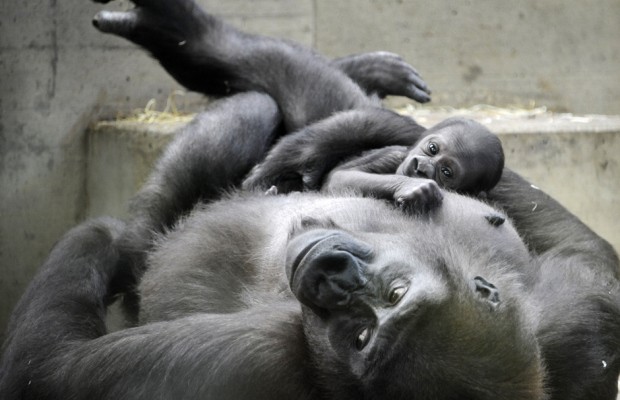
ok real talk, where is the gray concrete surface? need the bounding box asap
[1,0,620,342]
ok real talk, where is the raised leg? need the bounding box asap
[91,1,431,132]
[92,0,371,131]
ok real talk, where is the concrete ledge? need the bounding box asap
[87,110,620,253]
[87,118,190,219]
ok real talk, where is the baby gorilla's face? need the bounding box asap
[396,117,504,194]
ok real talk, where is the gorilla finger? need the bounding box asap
[396,197,422,215]
[265,186,279,196]
[93,10,138,35]
[407,86,432,103]
[373,51,404,62]
[302,170,323,191]
[408,73,431,94]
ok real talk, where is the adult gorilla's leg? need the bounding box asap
[116,93,281,317]
[91,0,372,131]
[487,169,620,399]
[487,169,619,269]
[0,217,124,399]
[91,0,432,132]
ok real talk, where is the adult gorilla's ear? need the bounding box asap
[485,213,506,227]
[474,276,501,310]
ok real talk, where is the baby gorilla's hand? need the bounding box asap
[393,179,443,214]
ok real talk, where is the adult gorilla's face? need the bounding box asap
[285,194,546,400]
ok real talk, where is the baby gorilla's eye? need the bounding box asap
[388,286,408,305]
[356,327,371,350]
[441,166,453,178]
[427,142,439,155]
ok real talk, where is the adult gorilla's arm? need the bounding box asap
[487,170,620,399]
[0,218,123,398]
[115,93,281,317]
[0,218,312,400]
[91,0,430,131]
[487,169,619,270]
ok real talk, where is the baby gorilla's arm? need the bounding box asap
[331,146,409,174]
[323,147,443,214]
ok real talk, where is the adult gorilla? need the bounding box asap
[1,1,619,400]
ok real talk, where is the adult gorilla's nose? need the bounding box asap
[286,229,338,282]
[286,230,372,313]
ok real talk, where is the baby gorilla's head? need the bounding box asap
[396,117,504,194]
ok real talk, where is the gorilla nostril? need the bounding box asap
[412,158,428,178]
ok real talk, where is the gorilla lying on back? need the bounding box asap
[0,91,548,399]
[1,0,620,399]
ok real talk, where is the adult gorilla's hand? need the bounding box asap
[332,52,432,103]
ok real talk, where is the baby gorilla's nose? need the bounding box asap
[412,157,419,172]
[413,157,436,180]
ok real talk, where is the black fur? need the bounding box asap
[1,1,619,400]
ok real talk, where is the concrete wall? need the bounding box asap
[1,0,619,337]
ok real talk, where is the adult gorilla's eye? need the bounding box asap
[356,327,371,350]
[388,286,407,305]
[427,142,439,155]
[441,166,453,178]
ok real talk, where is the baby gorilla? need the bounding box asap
[323,117,504,213]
